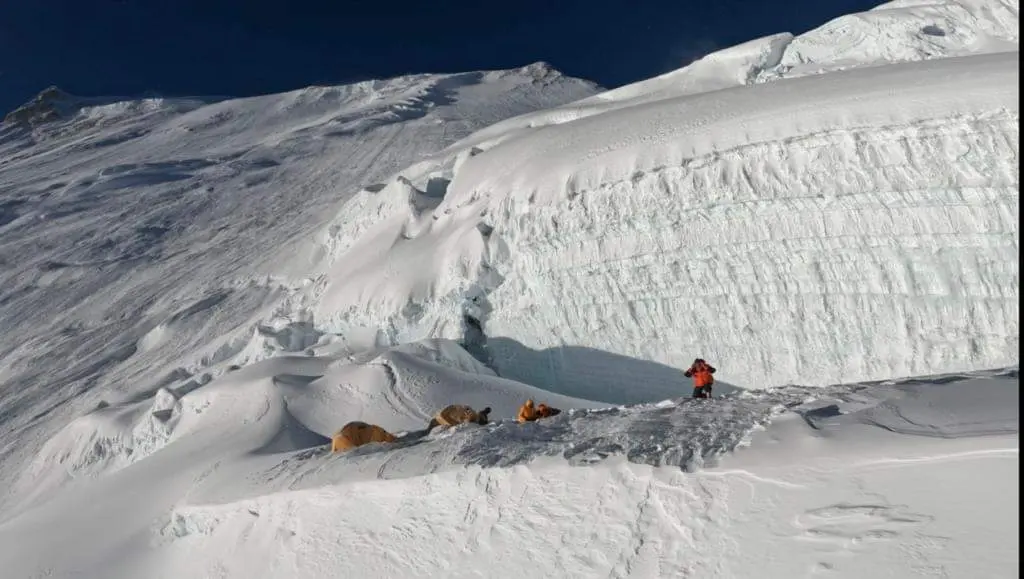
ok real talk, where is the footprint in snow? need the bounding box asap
[793,503,932,549]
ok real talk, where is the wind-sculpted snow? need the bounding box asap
[259,368,1017,488]
[803,367,1020,438]
[759,0,1020,82]
[0,66,599,506]
[0,344,1017,578]
[263,391,809,487]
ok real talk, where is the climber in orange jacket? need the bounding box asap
[684,358,716,399]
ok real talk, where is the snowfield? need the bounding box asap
[0,353,1016,578]
[0,0,1018,577]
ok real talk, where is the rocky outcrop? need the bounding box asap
[3,86,76,127]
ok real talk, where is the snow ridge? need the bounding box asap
[757,0,1020,82]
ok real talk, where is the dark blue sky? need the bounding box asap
[0,0,881,114]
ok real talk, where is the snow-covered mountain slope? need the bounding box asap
[0,0,1018,577]
[0,349,1015,578]
[0,63,600,505]
[305,0,1018,398]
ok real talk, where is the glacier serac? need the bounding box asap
[309,0,1018,398]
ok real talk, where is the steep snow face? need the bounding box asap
[309,9,1018,396]
[0,66,600,502]
[449,53,1018,393]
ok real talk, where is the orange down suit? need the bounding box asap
[684,360,716,387]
